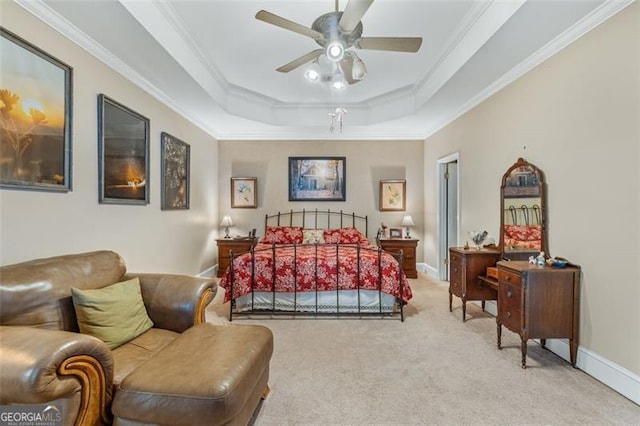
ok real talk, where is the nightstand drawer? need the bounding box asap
[216,238,258,277]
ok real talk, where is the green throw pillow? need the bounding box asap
[71,277,154,349]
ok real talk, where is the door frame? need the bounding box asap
[438,152,461,281]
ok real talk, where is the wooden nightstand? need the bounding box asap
[376,238,419,278]
[216,238,258,277]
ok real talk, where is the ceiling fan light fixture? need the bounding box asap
[326,41,345,62]
[304,61,321,82]
[352,57,367,80]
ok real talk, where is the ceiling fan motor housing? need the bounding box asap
[311,12,363,49]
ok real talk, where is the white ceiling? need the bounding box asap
[16,0,631,140]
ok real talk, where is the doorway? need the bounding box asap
[438,153,460,281]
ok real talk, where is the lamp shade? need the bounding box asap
[220,215,233,227]
[401,215,415,227]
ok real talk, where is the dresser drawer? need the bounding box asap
[498,268,521,286]
[499,280,522,331]
[449,251,462,296]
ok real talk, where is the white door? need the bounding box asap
[438,154,459,281]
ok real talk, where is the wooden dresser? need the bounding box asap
[496,260,581,368]
[216,238,258,278]
[448,247,501,321]
[376,238,419,278]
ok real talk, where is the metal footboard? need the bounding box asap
[228,243,405,322]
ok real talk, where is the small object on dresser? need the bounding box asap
[536,251,546,266]
[469,230,488,250]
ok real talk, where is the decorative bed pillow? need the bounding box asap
[71,277,154,349]
[323,228,369,245]
[302,229,325,244]
[503,224,541,241]
[260,226,304,244]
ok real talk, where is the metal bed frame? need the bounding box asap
[226,209,406,321]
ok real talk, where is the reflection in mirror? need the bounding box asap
[500,158,547,260]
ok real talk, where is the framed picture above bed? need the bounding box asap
[289,156,346,201]
[231,177,257,208]
[379,179,406,211]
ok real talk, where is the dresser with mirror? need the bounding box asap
[495,158,581,369]
[449,158,581,368]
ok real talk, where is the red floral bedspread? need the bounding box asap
[219,243,413,303]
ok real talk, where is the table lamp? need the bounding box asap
[220,215,234,238]
[401,215,415,238]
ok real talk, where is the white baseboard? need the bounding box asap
[417,262,437,278]
[474,301,639,405]
[198,265,217,279]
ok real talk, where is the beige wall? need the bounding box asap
[0,2,219,274]
[218,140,424,259]
[424,4,639,374]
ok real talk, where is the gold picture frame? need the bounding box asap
[379,180,406,211]
[231,177,257,208]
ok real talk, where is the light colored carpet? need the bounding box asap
[205,274,639,425]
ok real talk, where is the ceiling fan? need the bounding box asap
[255,0,422,87]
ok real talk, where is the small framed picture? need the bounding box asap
[231,177,257,208]
[380,180,406,211]
[389,227,404,239]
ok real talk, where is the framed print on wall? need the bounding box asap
[0,28,73,192]
[289,156,346,201]
[231,177,257,208]
[98,94,149,205]
[161,132,190,210]
[380,179,406,211]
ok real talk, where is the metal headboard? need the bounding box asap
[264,209,369,238]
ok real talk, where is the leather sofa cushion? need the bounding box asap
[112,323,273,425]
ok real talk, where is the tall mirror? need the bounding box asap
[499,158,547,260]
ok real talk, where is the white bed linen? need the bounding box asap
[234,290,396,313]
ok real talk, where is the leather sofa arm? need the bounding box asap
[0,326,113,425]
[127,274,216,333]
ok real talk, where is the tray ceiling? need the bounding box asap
[15,0,630,140]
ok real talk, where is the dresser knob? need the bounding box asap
[507,288,512,297]
[506,312,511,318]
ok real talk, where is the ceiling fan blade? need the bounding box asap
[256,10,323,41]
[355,37,423,52]
[339,0,374,33]
[276,49,324,73]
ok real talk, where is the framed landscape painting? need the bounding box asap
[289,157,346,201]
[161,132,190,210]
[0,28,72,192]
[380,179,406,211]
[98,94,149,205]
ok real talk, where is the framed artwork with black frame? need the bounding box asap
[231,177,257,208]
[98,94,149,205]
[161,132,190,210]
[288,156,346,201]
[379,179,406,211]
[0,28,73,192]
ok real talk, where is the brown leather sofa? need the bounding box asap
[0,251,273,426]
